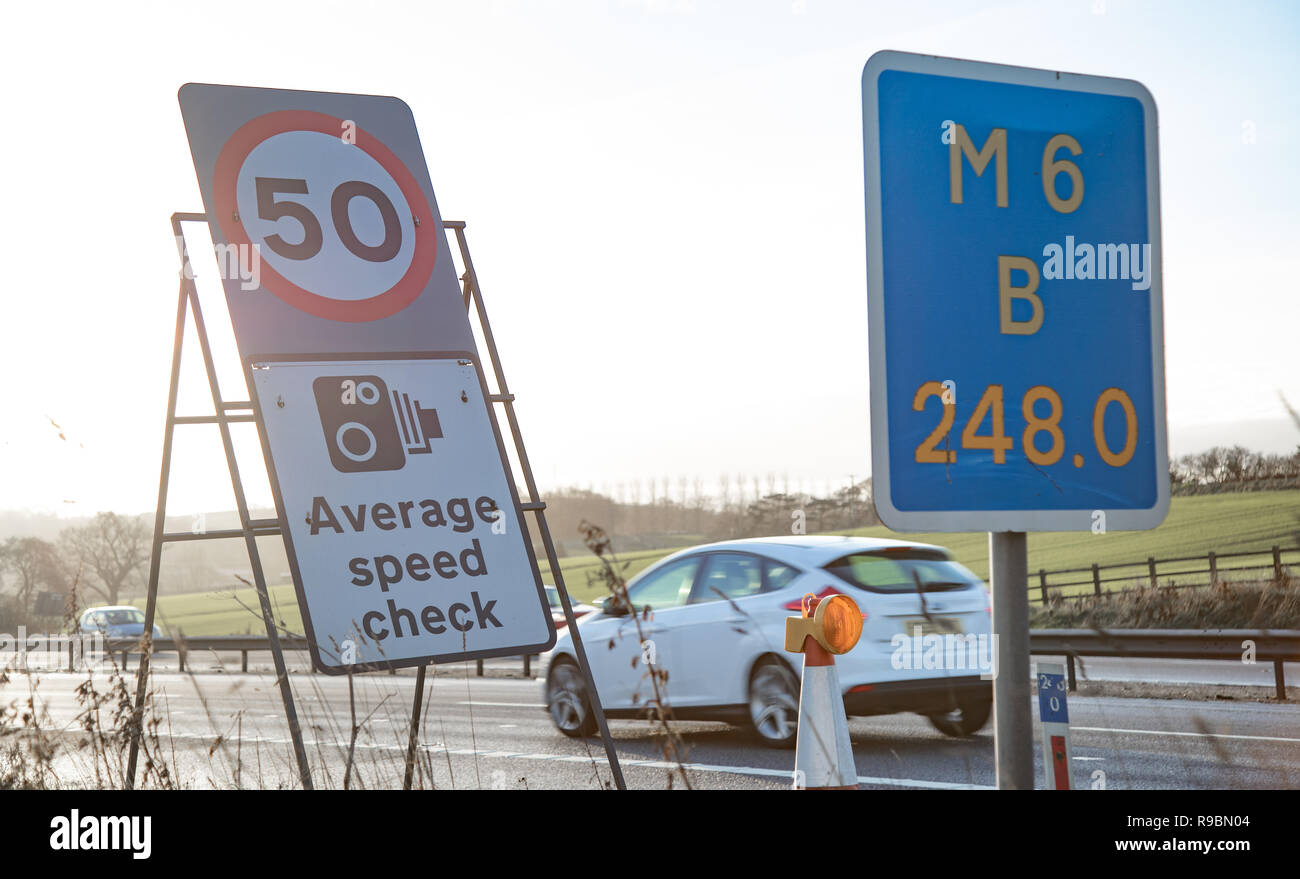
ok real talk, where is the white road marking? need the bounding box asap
[1074,726,1300,744]
[155,731,990,789]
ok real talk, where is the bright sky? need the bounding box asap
[1,0,1296,517]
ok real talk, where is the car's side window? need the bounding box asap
[692,553,764,604]
[763,559,801,592]
[626,557,701,610]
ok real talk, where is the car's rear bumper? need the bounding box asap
[842,675,991,717]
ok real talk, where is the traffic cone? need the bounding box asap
[787,593,860,790]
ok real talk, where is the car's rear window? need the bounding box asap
[824,549,981,594]
[104,609,145,625]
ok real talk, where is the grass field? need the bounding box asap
[132,490,1299,636]
[129,546,680,637]
[840,489,1300,589]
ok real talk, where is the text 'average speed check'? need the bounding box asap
[254,354,555,672]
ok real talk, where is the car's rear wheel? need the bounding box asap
[546,658,597,737]
[926,696,992,737]
[747,658,800,748]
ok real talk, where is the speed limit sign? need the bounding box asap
[179,84,475,359]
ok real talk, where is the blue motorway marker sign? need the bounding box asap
[1037,668,1069,724]
[1036,662,1073,789]
[862,52,1168,532]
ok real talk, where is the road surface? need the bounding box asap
[6,666,1298,790]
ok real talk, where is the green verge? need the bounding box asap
[133,490,1298,636]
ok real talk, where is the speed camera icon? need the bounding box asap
[313,375,443,473]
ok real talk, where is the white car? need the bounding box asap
[542,535,993,747]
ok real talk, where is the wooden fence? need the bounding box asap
[1034,545,1297,604]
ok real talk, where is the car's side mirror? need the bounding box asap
[595,595,632,616]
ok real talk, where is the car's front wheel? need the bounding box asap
[747,658,800,748]
[926,696,992,737]
[546,658,597,737]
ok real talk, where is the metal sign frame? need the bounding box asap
[127,214,627,791]
[127,212,313,789]
[862,50,1168,533]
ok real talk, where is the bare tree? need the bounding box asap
[0,537,67,612]
[60,512,151,606]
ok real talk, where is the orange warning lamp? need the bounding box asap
[785,592,863,655]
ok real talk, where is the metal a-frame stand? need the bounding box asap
[126,212,313,790]
[127,214,626,791]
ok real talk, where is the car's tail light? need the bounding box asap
[782,586,838,611]
[783,587,868,621]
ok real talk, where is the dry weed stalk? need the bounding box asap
[578,519,692,789]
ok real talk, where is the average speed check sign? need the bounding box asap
[253,353,555,673]
[861,52,1169,532]
[179,84,476,359]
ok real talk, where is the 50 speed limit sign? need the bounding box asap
[179,84,476,359]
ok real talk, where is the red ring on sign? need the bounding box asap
[212,110,437,322]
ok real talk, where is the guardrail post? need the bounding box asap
[1091,564,1101,597]
[1208,551,1217,585]
[241,650,248,673]
[121,649,129,670]
[1274,545,1283,583]
[1276,659,1287,701]
[1066,655,1077,692]
[1038,569,1048,604]
[178,649,185,673]
[523,654,531,677]
[1147,556,1157,588]
[67,637,75,673]
[476,659,484,677]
